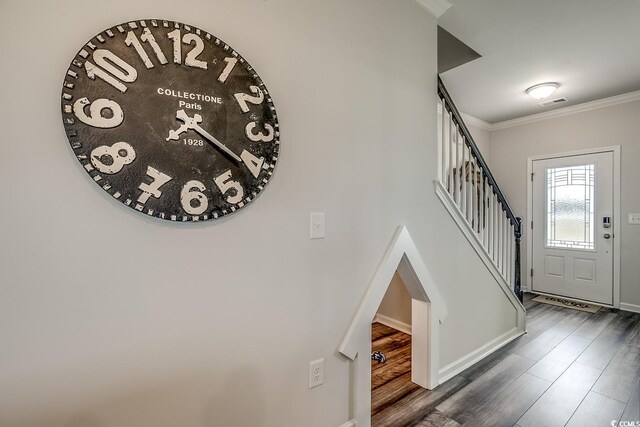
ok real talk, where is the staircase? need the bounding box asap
[436,76,524,303]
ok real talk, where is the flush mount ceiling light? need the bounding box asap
[526,82,559,100]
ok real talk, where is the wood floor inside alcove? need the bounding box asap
[371,294,640,427]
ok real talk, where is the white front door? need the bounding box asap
[531,151,614,305]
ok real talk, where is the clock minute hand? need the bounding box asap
[190,122,242,163]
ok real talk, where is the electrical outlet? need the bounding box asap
[309,358,324,389]
[629,213,640,225]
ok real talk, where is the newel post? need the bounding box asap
[514,217,523,303]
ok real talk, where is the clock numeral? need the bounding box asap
[167,30,207,69]
[73,97,124,128]
[234,86,264,113]
[240,149,265,179]
[180,180,209,215]
[245,122,275,142]
[125,29,168,69]
[90,142,136,174]
[218,57,238,83]
[138,166,172,204]
[84,49,138,93]
[183,34,207,69]
[214,170,244,205]
[167,29,181,65]
[140,28,168,65]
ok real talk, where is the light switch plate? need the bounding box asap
[310,212,325,239]
[629,213,640,225]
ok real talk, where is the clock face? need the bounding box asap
[61,19,280,222]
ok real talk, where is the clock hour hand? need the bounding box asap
[167,110,242,164]
[165,110,201,141]
[166,123,190,141]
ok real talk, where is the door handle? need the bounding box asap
[604,233,612,239]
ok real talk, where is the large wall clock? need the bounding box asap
[61,19,280,221]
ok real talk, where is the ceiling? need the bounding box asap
[438,0,640,124]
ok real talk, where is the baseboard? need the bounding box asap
[438,327,523,384]
[338,420,356,427]
[373,314,412,335]
[620,302,640,314]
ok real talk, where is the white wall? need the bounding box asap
[376,272,412,326]
[466,121,492,165]
[490,101,640,307]
[0,1,518,426]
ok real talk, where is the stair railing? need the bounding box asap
[437,76,523,302]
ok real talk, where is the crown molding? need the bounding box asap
[413,0,452,19]
[437,103,494,132]
[490,89,640,131]
[460,112,493,131]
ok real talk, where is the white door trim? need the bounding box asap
[526,146,621,308]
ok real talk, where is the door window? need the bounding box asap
[546,164,595,250]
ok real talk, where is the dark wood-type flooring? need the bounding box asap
[371,293,640,427]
